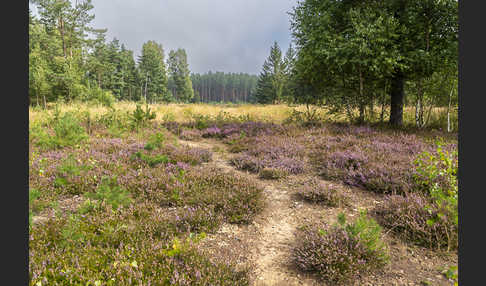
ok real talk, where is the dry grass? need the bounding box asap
[29,101,458,130]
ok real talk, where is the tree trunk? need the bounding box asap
[415,79,424,127]
[369,93,374,122]
[59,17,67,58]
[380,81,387,123]
[389,71,405,126]
[358,68,365,123]
[447,86,453,132]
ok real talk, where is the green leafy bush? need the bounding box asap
[131,151,170,167]
[144,132,167,150]
[97,90,116,108]
[413,143,458,240]
[85,176,132,211]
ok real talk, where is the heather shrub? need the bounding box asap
[179,129,203,141]
[229,154,265,173]
[258,168,288,180]
[29,203,249,286]
[172,206,223,233]
[121,166,263,225]
[372,193,457,250]
[309,128,435,195]
[182,168,265,224]
[297,179,349,207]
[293,211,389,284]
[372,143,458,251]
[161,145,212,166]
[229,135,307,175]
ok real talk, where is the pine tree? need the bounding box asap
[255,41,285,104]
[167,49,194,103]
[282,43,296,103]
[138,41,169,103]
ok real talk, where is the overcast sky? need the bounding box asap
[32,0,300,75]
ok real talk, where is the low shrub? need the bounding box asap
[128,103,156,130]
[97,90,116,108]
[258,168,288,180]
[293,211,389,284]
[31,112,89,149]
[373,143,458,251]
[29,202,250,285]
[164,145,212,166]
[229,135,307,175]
[413,143,458,236]
[144,131,167,151]
[131,151,170,167]
[179,129,203,141]
[85,176,133,211]
[297,178,349,207]
[372,192,457,251]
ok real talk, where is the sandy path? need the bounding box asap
[178,139,319,286]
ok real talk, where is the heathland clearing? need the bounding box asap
[29,103,457,285]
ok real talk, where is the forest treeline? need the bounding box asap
[29,0,458,128]
[28,0,258,106]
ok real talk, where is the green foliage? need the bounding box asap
[339,210,389,267]
[128,103,156,130]
[168,49,194,103]
[144,132,167,150]
[31,112,88,149]
[77,198,100,215]
[60,214,87,245]
[29,188,42,230]
[97,89,116,108]
[191,113,212,130]
[413,143,458,250]
[255,42,287,104]
[138,40,169,103]
[284,107,324,126]
[290,0,458,125]
[442,265,458,285]
[85,176,132,211]
[131,151,170,167]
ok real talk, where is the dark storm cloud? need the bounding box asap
[89,0,298,74]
